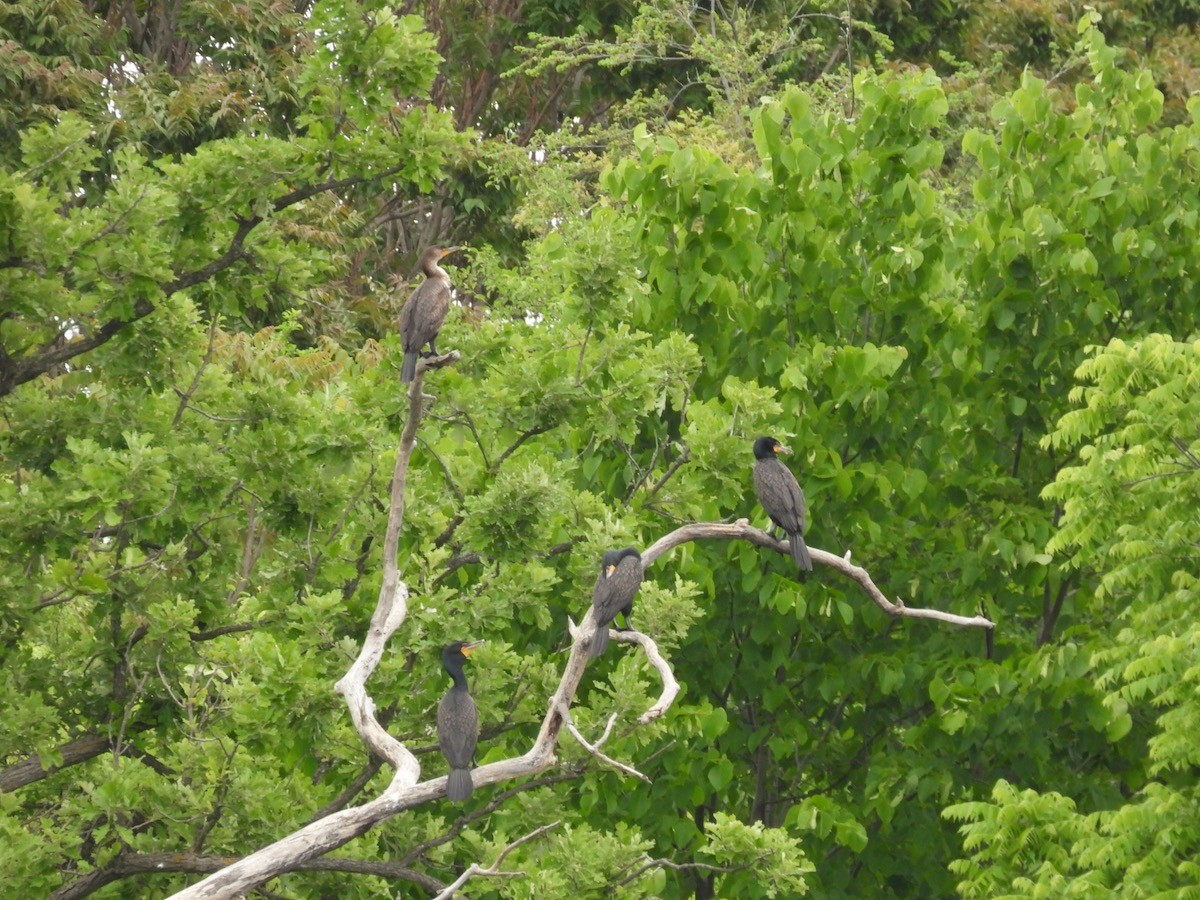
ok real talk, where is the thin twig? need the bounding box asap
[492,423,554,472]
[173,313,222,427]
[610,851,768,889]
[641,445,692,501]
[562,711,650,783]
[431,821,561,900]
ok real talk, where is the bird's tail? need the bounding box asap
[590,624,610,658]
[790,532,813,573]
[446,768,473,802]
[401,351,418,383]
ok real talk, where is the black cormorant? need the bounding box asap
[400,245,460,382]
[437,639,482,802]
[590,547,642,658]
[752,436,813,573]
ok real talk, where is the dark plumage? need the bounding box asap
[589,547,643,658]
[400,245,460,382]
[437,640,482,802]
[752,436,812,574]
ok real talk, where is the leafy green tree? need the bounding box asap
[3,2,1200,898]
[946,334,1200,896]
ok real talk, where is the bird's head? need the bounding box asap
[443,640,483,666]
[753,436,791,459]
[420,245,462,270]
[600,546,641,577]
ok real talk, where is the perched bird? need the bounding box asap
[590,547,643,658]
[437,640,482,802]
[752,436,813,574]
[399,245,460,382]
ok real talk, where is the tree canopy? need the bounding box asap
[2,1,1199,897]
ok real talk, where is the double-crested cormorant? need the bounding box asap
[400,245,460,382]
[437,639,482,802]
[590,547,642,658]
[752,436,813,573]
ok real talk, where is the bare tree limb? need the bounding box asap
[561,711,650,783]
[398,771,582,868]
[431,820,561,900]
[170,570,673,898]
[332,354,459,777]
[640,519,995,630]
[613,629,683,724]
[49,850,445,900]
[168,370,986,897]
[566,620,681,725]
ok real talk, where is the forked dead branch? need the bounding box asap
[170,353,994,898]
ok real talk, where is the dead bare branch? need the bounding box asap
[169,571,673,898]
[640,519,995,630]
[566,619,681,725]
[432,820,561,900]
[562,710,650,783]
[170,362,985,897]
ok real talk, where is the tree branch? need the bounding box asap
[331,356,461,777]
[561,711,650,783]
[491,423,554,472]
[641,520,995,630]
[0,163,414,399]
[565,620,681,725]
[641,445,692,501]
[431,821,561,900]
[49,850,445,900]
[170,379,984,897]
[1,724,155,793]
[397,771,582,868]
[170,536,677,898]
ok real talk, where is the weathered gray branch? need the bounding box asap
[641,519,995,630]
[171,598,654,898]
[569,621,681,725]
[170,380,986,898]
[169,352,679,899]
[562,710,650,783]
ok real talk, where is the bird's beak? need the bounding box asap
[774,444,792,454]
[440,246,462,259]
[460,640,484,656]
[605,564,616,577]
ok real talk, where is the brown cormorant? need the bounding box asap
[752,436,812,573]
[437,639,482,802]
[400,245,460,382]
[590,547,642,658]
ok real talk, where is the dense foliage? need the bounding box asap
[2,1,1199,897]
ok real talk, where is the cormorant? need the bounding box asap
[400,245,460,382]
[590,547,642,658]
[437,639,482,802]
[752,436,813,573]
